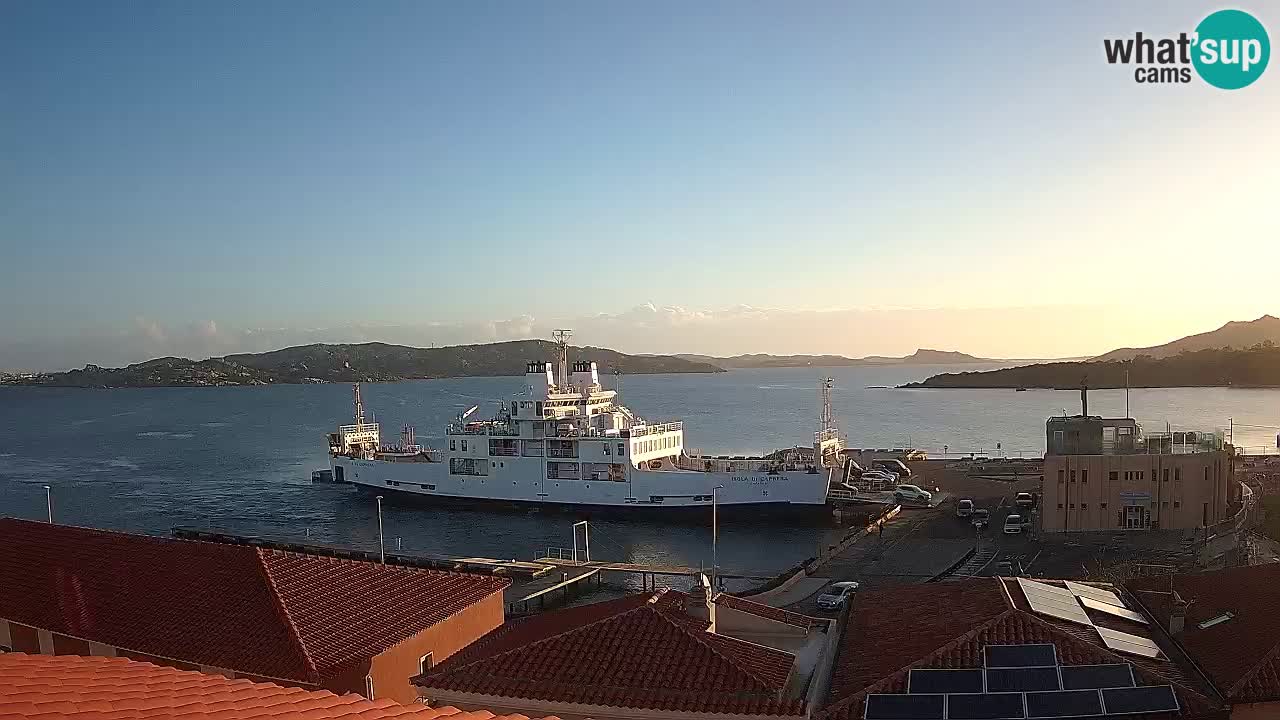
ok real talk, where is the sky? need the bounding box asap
[2,1,1278,370]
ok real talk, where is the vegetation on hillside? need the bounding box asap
[903,344,1280,389]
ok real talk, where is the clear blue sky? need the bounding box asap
[2,2,1277,368]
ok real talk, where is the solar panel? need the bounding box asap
[908,669,985,694]
[1101,685,1179,715]
[1025,689,1104,718]
[1063,580,1125,607]
[1078,596,1148,624]
[944,692,1026,720]
[864,693,945,720]
[984,643,1058,668]
[1059,663,1135,690]
[1096,627,1163,659]
[1017,579,1093,627]
[986,667,1061,692]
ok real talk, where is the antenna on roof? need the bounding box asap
[552,329,572,389]
[353,383,366,426]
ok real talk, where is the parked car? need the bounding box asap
[1003,514,1024,534]
[859,470,898,484]
[1015,492,1035,510]
[956,498,974,518]
[872,459,912,478]
[972,509,991,528]
[816,580,861,610]
[893,484,932,504]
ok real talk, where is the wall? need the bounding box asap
[364,589,505,703]
[1231,700,1280,719]
[1042,451,1236,532]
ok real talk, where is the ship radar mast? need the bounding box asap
[820,377,836,433]
[552,329,572,389]
[353,383,366,427]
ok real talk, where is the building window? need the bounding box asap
[462,440,468,452]
[1175,467,1182,482]
[1069,503,1076,509]
[450,439,456,451]
[1163,468,1170,483]
[1162,501,1169,508]
[419,653,434,674]
[1070,470,1076,483]
[1081,469,1088,484]
[364,676,375,699]
[1057,503,1064,509]
[1058,470,1065,484]
[617,442,625,456]
[1174,501,1181,509]
[1109,471,1118,482]
[1100,503,1108,509]
[1081,503,1088,510]
[603,443,611,455]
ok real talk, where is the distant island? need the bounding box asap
[902,345,1280,389]
[673,348,996,369]
[1092,314,1280,361]
[1,341,724,388]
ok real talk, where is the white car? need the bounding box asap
[816,580,861,611]
[893,484,932,503]
[1003,514,1024,534]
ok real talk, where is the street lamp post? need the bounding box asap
[712,485,725,590]
[43,485,52,523]
[376,495,385,564]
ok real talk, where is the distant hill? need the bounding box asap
[902,345,1280,389]
[5,341,724,388]
[1093,315,1280,362]
[674,348,994,369]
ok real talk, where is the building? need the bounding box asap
[1128,563,1280,719]
[413,583,837,720]
[821,576,1226,719]
[0,652,557,720]
[1042,413,1238,532]
[0,517,510,703]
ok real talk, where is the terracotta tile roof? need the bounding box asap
[416,589,804,716]
[0,518,508,684]
[820,577,1222,720]
[714,593,825,629]
[1127,563,1280,703]
[0,653,557,720]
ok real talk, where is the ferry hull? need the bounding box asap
[332,456,834,514]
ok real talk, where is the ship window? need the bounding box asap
[617,442,625,455]
[450,439,456,451]
[603,444,611,455]
[420,484,435,490]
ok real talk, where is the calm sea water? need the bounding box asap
[2,365,1278,581]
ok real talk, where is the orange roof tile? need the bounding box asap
[0,518,508,684]
[416,590,803,716]
[820,577,1222,720]
[0,653,556,720]
[1127,563,1280,703]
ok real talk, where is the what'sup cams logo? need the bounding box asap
[1104,9,1269,88]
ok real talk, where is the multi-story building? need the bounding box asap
[1042,414,1239,532]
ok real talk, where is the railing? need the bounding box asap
[537,547,587,563]
[630,422,682,438]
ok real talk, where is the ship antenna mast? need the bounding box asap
[552,329,572,389]
[353,383,366,427]
[820,377,837,436]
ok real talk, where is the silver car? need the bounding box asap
[816,580,861,610]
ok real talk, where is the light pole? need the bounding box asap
[43,485,52,523]
[376,495,385,564]
[712,485,724,591]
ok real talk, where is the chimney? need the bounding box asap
[1169,591,1187,636]
[686,574,714,629]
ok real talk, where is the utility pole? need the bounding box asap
[376,495,386,564]
[712,485,724,591]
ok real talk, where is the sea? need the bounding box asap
[2,364,1278,586]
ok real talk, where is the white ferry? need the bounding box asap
[327,333,844,513]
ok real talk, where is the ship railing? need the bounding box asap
[536,547,588,563]
[629,421,682,438]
